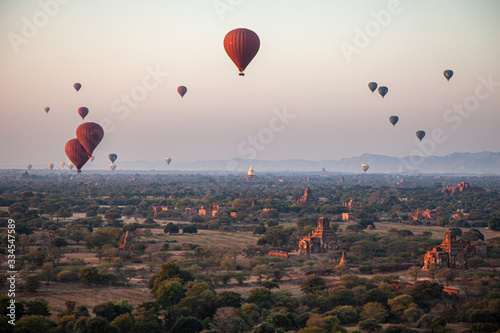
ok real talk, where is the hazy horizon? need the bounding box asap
[1,1,500,171]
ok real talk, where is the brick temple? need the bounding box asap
[298,217,340,253]
[423,230,486,269]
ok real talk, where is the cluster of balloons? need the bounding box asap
[361,70,453,172]
[63,83,105,172]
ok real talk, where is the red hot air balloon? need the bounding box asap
[224,28,260,76]
[65,138,90,172]
[177,86,187,98]
[76,122,104,155]
[78,107,89,120]
[74,83,81,92]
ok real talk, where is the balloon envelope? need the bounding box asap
[76,122,104,155]
[26,164,32,170]
[443,70,453,81]
[67,163,74,170]
[110,163,117,171]
[165,157,172,165]
[361,164,369,173]
[44,107,50,113]
[60,161,65,168]
[78,107,89,120]
[378,86,388,98]
[368,82,377,93]
[416,130,426,141]
[224,28,260,75]
[65,138,90,172]
[177,86,187,98]
[109,154,117,163]
[74,83,81,92]
[48,163,54,170]
[389,116,399,127]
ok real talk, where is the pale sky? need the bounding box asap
[1,0,499,170]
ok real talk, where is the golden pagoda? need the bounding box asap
[241,165,258,180]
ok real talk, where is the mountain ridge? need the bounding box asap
[115,151,500,174]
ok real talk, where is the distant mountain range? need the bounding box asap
[117,151,500,175]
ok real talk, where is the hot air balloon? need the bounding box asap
[67,163,74,170]
[65,138,90,172]
[443,70,453,81]
[177,86,187,98]
[48,163,54,170]
[60,161,66,168]
[78,107,89,120]
[224,28,260,76]
[165,157,172,165]
[361,164,369,173]
[368,82,378,93]
[110,163,117,171]
[74,83,81,92]
[378,86,388,98]
[44,107,50,114]
[389,116,399,127]
[90,155,95,162]
[416,130,426,141]
[109,154,117,163]
[26,164,32,170]
[76,122,104,155]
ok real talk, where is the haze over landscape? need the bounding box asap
[2,3,500,332]
[1,0,500,172]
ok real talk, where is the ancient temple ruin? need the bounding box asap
[296,188,318,206]
[423,230,486,269]
[298,217,340,253]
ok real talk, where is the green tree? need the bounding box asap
[359,319,382,333]
[13,315,55,333]
[215,291,243,308]
[301,274,326,295]
[436,268,457,286]
[78,266,101,285]
[110,313,134,333]
[461,229,485,241]
[170,316,203,333]
[252,264,269,283]
[388,294,414,316]
[360,302,388,323]
[164,222,179,235]
[73,316,118,333]
[407,266,422,283]
[25,298,51,316]
[24,275,41,293]
[220,256,236,273]
[155,280,185,309]
[488,216,500,231]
